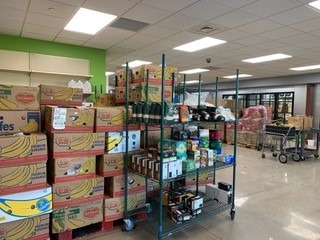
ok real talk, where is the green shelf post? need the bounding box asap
[195,74,202,195]
[213,76,218,185]
[145,69,150,204]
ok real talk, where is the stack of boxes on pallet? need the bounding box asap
[39,85,105,234]
[0,85,51,239]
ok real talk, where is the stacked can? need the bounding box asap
[209,129,222,154]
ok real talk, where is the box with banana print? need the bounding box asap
[131,65,177,85]
[0,162,47,196]
[94,106,125,132]
[0,214,50,240]
[0,85,39,111]
[52,176,104,208]
[39,85,83,106]
[0,111,40,134]
[51,199,103,233]
[44,106,95,133]
[104,191,146,221]
[49,156,96,183]
[0,186,52,224]
[48,132,105,158]
[0,132,48,167]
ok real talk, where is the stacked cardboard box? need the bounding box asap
[0,85,51,239]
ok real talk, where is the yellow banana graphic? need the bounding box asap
[52,209,65,233]
[0,164,38,187]
[72,111,93,126]
[69,178,97,199]
[69,133,96,151]
[106,135,123,152]
[0,136,35,159]
[77,157,95,174]
[67,217,85,229]
[53,88,75,101]
[19,119,39,133]
[4,216,37,239]
[0,98,18,110]
[18,135,37,158]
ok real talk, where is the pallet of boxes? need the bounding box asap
[0,85,52,240]
[39,85,105,239]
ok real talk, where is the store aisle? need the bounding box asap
[84,145,320,240]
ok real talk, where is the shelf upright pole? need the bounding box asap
[124,62,130,220]
[145,69,150,202]
[171,72,175,140]
[196,74,201,195]
[158,54,166,240]
[182,74,187,132]
[232,69,239,213]
[213,77,218,185]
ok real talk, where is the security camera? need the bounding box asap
[206,58,212,63]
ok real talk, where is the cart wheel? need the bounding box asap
[262,153,265,158]
[314,154,319,158]
[278,154,288,164]
[272,153,278,157]
[123,218,135,231]
[230,210,235,220]
[292,153,300,162]
[146,203,152,214]
[257,143,262,151]
[270,145,275,152]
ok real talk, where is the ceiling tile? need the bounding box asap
[22,32,55,41]
[29,0,78,18]
[140,0,198,11]
[252,41,288,50]
[167,32,205,44]
[83,42,110,49]
[0,18,23,31]
[158,14,202,31]
[209,10,260,28]
[51,0,85,7]
[97,27,136,40]
[234,35,270,46]
[115,34,161,50]
[83,0,136,16]
[278,33,319,44]
[123,3,173,24]
[23,23,61,36]
[294,40,320,48]
[140,25,179,38]
[0,27,20,36]
[208,0,257,9]
[54,37,85,45]
[57,30,92,41]
[211,29,250,41]
[268,5,320,25]
[260,27,302,40]
[232,46,261,55]
[26,12,68,28]
[85,35,120,49]
[0,0,29,10]
[290,17,320,32]
[236,19,283,34]
[310,29,320,37]
[0,6,26,22]
[179,0,234,21]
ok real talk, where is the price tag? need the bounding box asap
[53,108,67,129]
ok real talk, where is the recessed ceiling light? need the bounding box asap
[174,37,226,52]
[184,80,203,84]
[64,8,117,35]
[242,53,292,63]
[179,68,210,74]
[105,71,115,76]
[121,60,152,68]
[223,74,252,79]
[290,64,320,71]
[308,0,320,11]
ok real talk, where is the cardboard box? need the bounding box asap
[49,156,96,183]
[95,94,116,107]
[45,106,94,133]
[141,129,171,148]
[131,65,176,85]
[0,214,50,239]
[94,106,125,132]
[185,171,214,186]
[104,192,146,221]
[0,186,52,224]
[287,115,313,130]
[105,173,145,197]
[96,153,124,177]
[49,132,105,158]
[0,110,40,134]
[0,162,47,196]
[116,68,132,87]
[0,85,39,111]
[52,176,104,208]
[105,130,141,154]
[182,159,196,173]
[52,199,103,233]
[0,132,47,167]
[39,85,83,106]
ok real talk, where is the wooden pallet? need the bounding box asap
[53,211,147,240]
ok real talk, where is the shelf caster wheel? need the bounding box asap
[230,210,235,220]
[262,153,265,158]
[278,154,288,164]
[292,153,300,162]
[257,143,262,151]
[146,203,152,214]
[123,218,134,231]
[315,154,319,158]
[272,153,278,157]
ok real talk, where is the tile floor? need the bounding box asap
[84,145,320,240]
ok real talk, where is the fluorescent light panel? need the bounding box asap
[121,60,152,68]
[174,37,226,52]
[242,53,292,63]
[105,71,115,76]
[308,0,320,10]
[64,8,117,35]
[290,64,320,71]
[179,68,209,74]
[185,80,203,84]
[223,74,252,79]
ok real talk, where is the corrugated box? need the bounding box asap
[105,130,141,154]
[94,106,125,132]
[116,68,132,87]
[0,85,39,111]
[96,153,124,177]
[39,85,83,106]
[52,176,104,208]
[131,65,176,85]
[185,171,214,186]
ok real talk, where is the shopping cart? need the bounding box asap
[260,125,300,163]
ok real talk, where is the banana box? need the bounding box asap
[0,110,40,135]
[131,65,176,86]
[0,162,47,196]
[105,130,140,154]
[52,199,103,233]
[104,191,146,221]
[0,186,52,224]
[49,156,96,183]
[0,132,47,167]
[49,132,105,158]
[146,180,170,197]
[94,106,125,132]
[105,173,145,198]
[52,176,104,208]
[141,129,171,148]
[39,85,83,106]
[44,106,95,133]
[96,153,124,177]
[0,85,39,111]
[0,214,50,240]
[129,83,173,103]
[116,68,132,87]
[185,170,214,186]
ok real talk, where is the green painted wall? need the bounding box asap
[0,34,106,94]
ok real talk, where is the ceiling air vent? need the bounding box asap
[110,18,149,32]
[188,23,229,36]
